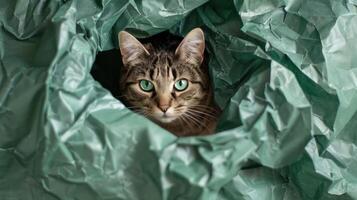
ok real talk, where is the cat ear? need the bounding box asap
[175,28,205,65]
[118,31,150,65]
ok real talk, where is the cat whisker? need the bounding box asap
[130,108,151,118]
[182,112,203,128]
[187,108,217,119]
[190,105,219,113]
[187,116,204,128]
[136,111,150,118]
[126,105,150,111]
[178,116,195,130]
[184,110,209,121]
[175,107,216,124]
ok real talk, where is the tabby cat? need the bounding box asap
[118,28,219,136]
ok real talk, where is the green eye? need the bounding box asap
[139,80,154,92]
[174,79,189,91]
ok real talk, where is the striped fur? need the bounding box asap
[118,29,219,136]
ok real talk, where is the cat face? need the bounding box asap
[118,28,211,125]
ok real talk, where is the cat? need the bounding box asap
[118,28,220,136]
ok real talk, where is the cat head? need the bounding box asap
[118,28,212,125]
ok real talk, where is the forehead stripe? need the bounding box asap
[149,69,154,80]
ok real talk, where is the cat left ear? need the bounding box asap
[118,31,150,66]
[175,28,205,66]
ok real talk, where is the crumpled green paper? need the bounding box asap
[1,0,357,199]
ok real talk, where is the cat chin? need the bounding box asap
[156,116,177,123]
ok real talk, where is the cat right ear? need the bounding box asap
[175,28,205,66]
[118,31,150,66]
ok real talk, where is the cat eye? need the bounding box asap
[174,79,189,91]
[139,79,154,92]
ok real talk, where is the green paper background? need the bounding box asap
[1,0,357,199]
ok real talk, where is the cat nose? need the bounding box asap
[158,105,170,113]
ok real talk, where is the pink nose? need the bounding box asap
[158,105,169,113]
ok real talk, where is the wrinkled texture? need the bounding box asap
[1,0,357,199]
